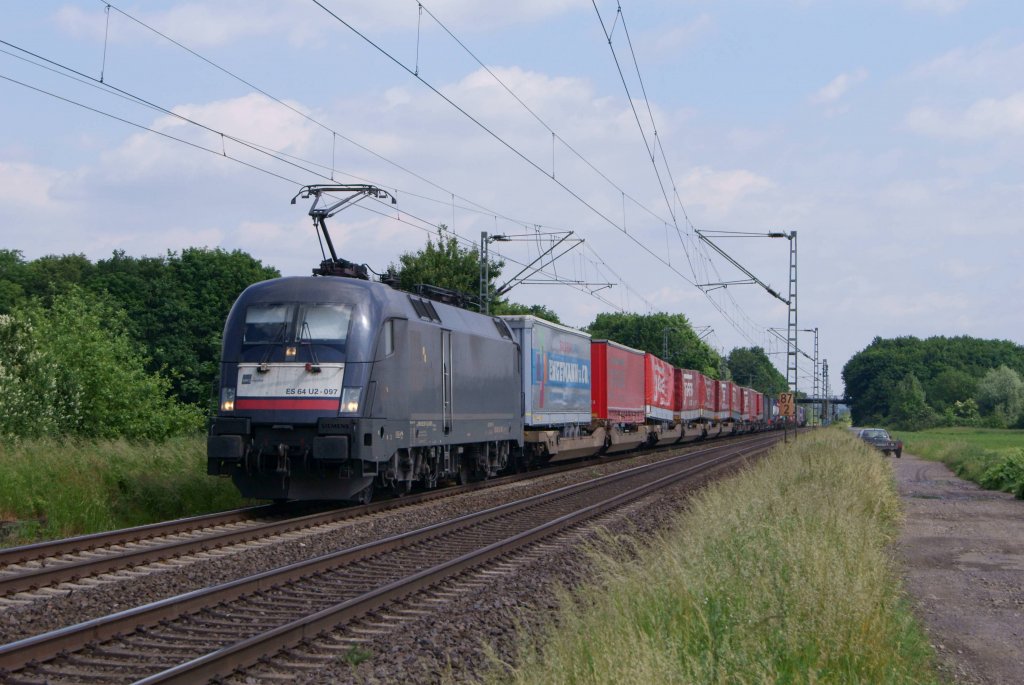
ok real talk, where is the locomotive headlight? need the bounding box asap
[340,387,361,414]
[285,346,297,359]
[221,388,235,412]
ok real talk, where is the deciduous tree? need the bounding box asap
[976,365,1024,428]
[586,311,721,378]
[725,347,788,394]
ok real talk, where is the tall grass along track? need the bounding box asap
[0,434,782,683]
[0,432,770,600]
[506,428,938,685]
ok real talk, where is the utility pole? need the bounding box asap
[696,229,798,399]
[784,231,798,397]
[800,326,819,424]
[480,231,490,314]
[663,327,676,359]
[822,358,831,425]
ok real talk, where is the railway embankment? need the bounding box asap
[0,436,249,544]
[0,435,774,681]
[501,429,940,685]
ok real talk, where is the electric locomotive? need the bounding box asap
[207,275,524,501]
[207,185,523,501]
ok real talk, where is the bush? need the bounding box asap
[0,287,203,440]
[978,449,1024,499]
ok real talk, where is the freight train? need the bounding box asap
[206,275,795,502]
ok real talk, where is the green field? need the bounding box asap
[0,436,253,546]
[899,427,1024,497]
[502,429,938,685]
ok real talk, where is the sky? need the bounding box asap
[2,0,1023,396]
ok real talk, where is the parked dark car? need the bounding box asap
[858,428,903,457]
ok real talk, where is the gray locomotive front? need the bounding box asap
[208,276,523,501]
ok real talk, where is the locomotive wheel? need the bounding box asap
[458,457,474,485]
[392,480,412,497]
[355,484,373,505]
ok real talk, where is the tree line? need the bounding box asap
[0,230,788,441]
[0,248,279,439]
[842,335,1024,429]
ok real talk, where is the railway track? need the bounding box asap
[0,432,768,599]
[0,432,781,684]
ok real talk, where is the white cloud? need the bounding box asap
[410,0,586,31]
[54,0,587,48]
[939,258,985,280]
[53,1,331,48]
[901,0,969,14]
[443,66,595,122]
[0,162,67,211]
[647,13,714,57]
[809,68,868,106]
[677,167,775,218]
[95,92,321,182]
[905,91,1024,139]
[52,6,107,42]
[726,127,777,152]
[912,40,1024,84]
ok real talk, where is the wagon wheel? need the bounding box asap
[458,456,474,485]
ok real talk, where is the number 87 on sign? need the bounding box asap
[778,393,795,418]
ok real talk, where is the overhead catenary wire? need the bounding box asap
[9,2,764,345]
[0,37,641,314]
[589,1,770,352]
[307,0,702,290]
[0,71,302,188]
[81,0,654,307]
[95,0,710,315]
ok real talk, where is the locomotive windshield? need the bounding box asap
[300,304,351,341]
[243,303,353,346]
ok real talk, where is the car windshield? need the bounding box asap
[861,429,889,439]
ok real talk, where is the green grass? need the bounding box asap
[0,436,255,546]
[502,429,938,685]
[899,427,1024,497]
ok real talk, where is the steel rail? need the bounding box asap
[143,434,779,684]
[0,433,782,677]
[0,432,771,597]
[0,504,276,567]
[0,449,631,596]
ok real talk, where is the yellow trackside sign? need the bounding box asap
[779,392,795,418]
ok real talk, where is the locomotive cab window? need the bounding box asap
[243,304,292,344]
[243,303,353,347]
[299,304,352,342]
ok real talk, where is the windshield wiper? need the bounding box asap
[257,322,288,372]
[299,321,322,372]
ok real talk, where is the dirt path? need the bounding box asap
[894,453,1024,684]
